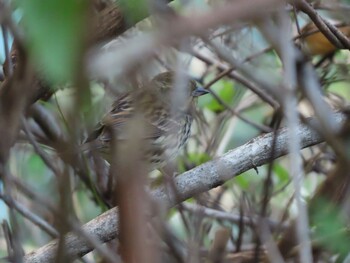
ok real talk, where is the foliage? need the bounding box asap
[1,0,350,262]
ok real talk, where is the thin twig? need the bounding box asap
[0,193,59,238]
[295,0,350,50]
[182,203,287,230]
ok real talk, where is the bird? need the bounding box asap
[299,22,350,56]
[84,71,209,168]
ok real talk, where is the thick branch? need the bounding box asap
[23,112,347,263]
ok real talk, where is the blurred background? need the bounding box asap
[1,0,350,262]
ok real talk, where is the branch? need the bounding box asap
[294,0,350,50]
[23,112,347,262]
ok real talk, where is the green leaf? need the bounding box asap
[188,152,211,164]
[178,152,211,172]
[198,79,235,113]
[234,173,250,190]
[273,164,289,185]
[328,81,350,101]
[20,0,88,83]
[119,0,149,25]
[27,154,45,178]
[25,154,51,191]
[311,198,350,258]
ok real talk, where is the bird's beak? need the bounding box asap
[192,87,210,97]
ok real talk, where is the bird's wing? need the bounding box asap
[84,93,133,144]
[85,92,171,146]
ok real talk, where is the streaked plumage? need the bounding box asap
[84,71,208,166]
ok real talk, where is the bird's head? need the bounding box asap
[150,71,209,105]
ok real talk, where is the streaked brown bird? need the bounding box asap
[84,71,209,167]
